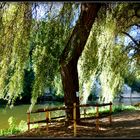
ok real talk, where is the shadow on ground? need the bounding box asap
[11,109,140,138]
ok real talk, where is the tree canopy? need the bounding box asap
[0,2,140,112]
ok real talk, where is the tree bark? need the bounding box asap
[60,3,101,123]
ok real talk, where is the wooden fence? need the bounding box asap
[27,102,112,136]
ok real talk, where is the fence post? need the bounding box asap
[27,112,30,131]
[109,102,112,124]
[73,103,77,137]
[46,110,49,134]
[49,111,51,124]
[96,104,99,132]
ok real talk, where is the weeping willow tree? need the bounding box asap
[78,3,140,103]
[0,2,140,124]
[0,2,102,122]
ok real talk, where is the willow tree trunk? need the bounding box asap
[60,3,101,123]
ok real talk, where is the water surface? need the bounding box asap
[0,101,64,130]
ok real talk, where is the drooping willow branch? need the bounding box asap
[122,31,139,46]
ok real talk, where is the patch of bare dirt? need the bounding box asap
[9,109,140,138]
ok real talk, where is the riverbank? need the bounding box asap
[10,109,140,138]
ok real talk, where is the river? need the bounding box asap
[0,98,140,130]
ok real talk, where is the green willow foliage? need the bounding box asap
[0,2,79,109]
[29,3,79,109]
[78,3,139,103]
[0,3,32,105]
[30,20,68,107]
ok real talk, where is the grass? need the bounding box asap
[0,116,38,136]
[112,104,138,114]
[81,104,138,118]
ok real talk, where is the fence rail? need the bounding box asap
[27,101,112,136]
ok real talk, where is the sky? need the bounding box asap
[32,2,63,21]
[124,25,140,46]
[31,2,80,27]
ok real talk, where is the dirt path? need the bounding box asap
[11,109,140,138]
